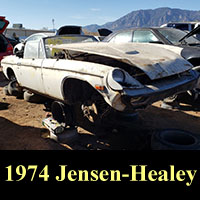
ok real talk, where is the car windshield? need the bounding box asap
[44,35,98,58]
[158,28,200,45]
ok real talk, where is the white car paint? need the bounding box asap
[2,35,199,112]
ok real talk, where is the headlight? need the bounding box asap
[112,69,125,83]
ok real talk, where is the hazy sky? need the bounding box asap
[1,0,200,30]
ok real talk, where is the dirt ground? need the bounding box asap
[1,69,200,150]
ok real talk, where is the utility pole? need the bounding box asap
[52,19,55,31]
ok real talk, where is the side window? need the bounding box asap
[110,31,133,43]
[24,41,39,59]
[133,30,159,43]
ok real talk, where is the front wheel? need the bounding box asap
[81,102,99,124]
[78,98,115,131]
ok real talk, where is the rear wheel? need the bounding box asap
[7,80,23,98]
[7,69,17,82]
[3,86,9,96]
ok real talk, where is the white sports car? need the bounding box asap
[1,34,199,126]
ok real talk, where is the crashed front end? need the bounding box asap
[92,44,199,112]
[52,42,200,112]
[107,68,198,112]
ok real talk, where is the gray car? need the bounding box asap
[104,26,200,68]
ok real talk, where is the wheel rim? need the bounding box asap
[81,103,98,123]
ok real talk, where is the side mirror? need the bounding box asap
[20,39,25,43]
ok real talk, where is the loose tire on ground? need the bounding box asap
[151,129,200,150]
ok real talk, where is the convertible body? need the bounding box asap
[1,35,199,118]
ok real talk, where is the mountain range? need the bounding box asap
[84,7,200,32]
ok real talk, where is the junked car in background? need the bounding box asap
[104,26,200,106]
[0,16,13,62]
[160,22,200,40]
[13,32,55,57]
[6,37,19,47]
[13,25,90,57]
[1,34,199,128]
[103,26,200,68]
[56,25,84,35]
[98,28,113,41]
[161,22,200,32]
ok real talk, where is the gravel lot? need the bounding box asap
[1,69,200,150]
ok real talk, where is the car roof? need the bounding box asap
[103,27,168,41]
[165,22,200,25]
[111,27,175,32]
[107,27,184,36]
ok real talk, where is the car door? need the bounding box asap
[17,40,45,94]
[40,37,64,100]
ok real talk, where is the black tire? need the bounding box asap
[151,129,200,150]
[51,101,74,127]
[7,80,23,98]
[14,48,18,55]
[23,90,46,103]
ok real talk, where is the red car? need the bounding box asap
[0,16,13,63]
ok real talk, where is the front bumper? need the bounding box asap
[121,70,199,111]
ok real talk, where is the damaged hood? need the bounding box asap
[0,16,9,34]
[53,42,192,80]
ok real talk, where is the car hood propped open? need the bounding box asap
[0,16,9,34]
[53,42,192,80]
[179,25,200,43]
